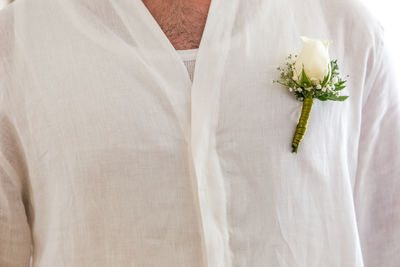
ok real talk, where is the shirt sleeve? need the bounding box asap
[353,26,400,267]
[0,102,32,266]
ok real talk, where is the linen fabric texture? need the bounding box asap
[0,0,399,266]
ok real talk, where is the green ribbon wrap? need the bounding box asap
[292,97,313,153]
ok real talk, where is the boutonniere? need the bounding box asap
[273,36,349,153]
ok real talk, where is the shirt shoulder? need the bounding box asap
[319,0,385,56]
[317,0,386,99]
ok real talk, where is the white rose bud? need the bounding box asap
[294,36,331,85]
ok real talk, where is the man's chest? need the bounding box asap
[141,0,211,50]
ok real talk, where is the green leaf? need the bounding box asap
[316,95,349,101]
[300,67,312,87]
[321,74,330,88]
[316,96,329,101]
[330,60,339,74]
[334,85,346,91]
[335,95,349,101]
[327,95,349,101]
[321,61,334,88]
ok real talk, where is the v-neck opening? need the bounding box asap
[123,1,241,266]
[137,0,216,87]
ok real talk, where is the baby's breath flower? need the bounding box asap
[316,84,322,90]
[332,77,339,84]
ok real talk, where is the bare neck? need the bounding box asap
[142,0,212,50]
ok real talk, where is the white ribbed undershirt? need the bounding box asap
[176,48,198,83]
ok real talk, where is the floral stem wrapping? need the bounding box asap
[292,97,313,153]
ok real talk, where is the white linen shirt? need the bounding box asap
[0,0,399,266]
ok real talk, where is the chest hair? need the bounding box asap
[142,0,211,50]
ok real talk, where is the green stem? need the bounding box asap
[292,97,313,153]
